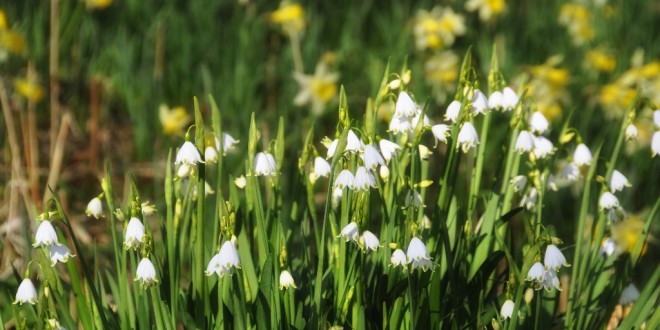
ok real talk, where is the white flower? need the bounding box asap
[360,230,380,252]
[573,144,593,167]
[332,187,343,207]
[311,157,331,179]
[390,249,407,268]
[204,146,219,164]
[379,139,401,163]
[406,190,424,207]
[389,115,412,135]
[217,133,239,154]
[205,241,241,277]
[526,262,545,282]
[362,145,385,170]
[500,300,515,320]
[177,163,192,178]
[532,136,554,159]
[540,269,561,291]
[652,131,660,157]
[254,152,277,176]
[353,166,376,191]
[544,244,569,271]
[334,169,355,190]
[411,112,431,131]
[394,91,417,118]
[606,206,626,223]
[326,139,339,158]
[141,201,157,216]
[431,124,451,145]
[175,141,203,165]
[457,122,479,153]
[86,197,103,219]
[339,222,360,242]
[50,244,74,266]
[234,176,247,189]
[445,100,461,122]
[599,238,616,257]
[124,217,145,250]
[654,110,660,129]
[559,162,580,183]
[471,89,488,115]
[619,283,640,305]
[609,170,631,192]
[34,220,59,247]
[488,91,503,109]
[547,174,559,192]
[407,237,432,271]
[529,111,549,134]
[14,279,37,305]
[510,175,527,192]
[346,130,365,153]
[502,87,519,110]
[527,262,561,291]
[135,258,158,286]
[379,165,390,181]
[520,187,538,210]
[598,191,619,210]
[418,144,432,159]
[279,270,297,290]
[515,130,535,153]
[625,124,638,141]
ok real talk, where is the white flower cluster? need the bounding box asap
[176,133,239,178]
[526,244,569,291]
[206,240,241,278]
[338,222,381,253]
[390,237,433,272]
[33,220,75,266]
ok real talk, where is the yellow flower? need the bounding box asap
[413,7,466,51]
[465,0,506,22]
[14,79,44,103]
[1,29,25,54]
[293,56,339,116]
[585,49,616,73]
[423,51,459,103]
[0,10,8,30]
[85,0,112,9]
[611,215,648,255]
[599,83,636,116]
[269,3,305,35]
[559,4,594,46]
[523,58,570,121]
[159,104,190,136]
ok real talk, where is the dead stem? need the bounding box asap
[43,111,72,203]
[27,62,41,207]
[49,0,61,159]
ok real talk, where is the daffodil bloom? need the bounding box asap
[269,3,305,35]
[85,0,113,10]
[124,217,145,250]
[390,249,407,268]
[14,79,44,103]
[625,124,638,141]
[135,258,158,287]
[610,170,631,192]
[585,49,616,73]
[424,51,460,103]
[14,278,37,305]
[619,283,640,305]
[573,143,593,167]
[444,100,461,122]
[254,152,277,176]
[407,237,432,271]
[50,244,74,266]
[206,241,241,277]
[598,192,619,210]
[465,0,506,22]
[559,4,594,46]
[457,122,479,153]
[529,111,549,134]
[34,220,59,247]
[544,244,570,271]
[360,230,380,252]
[279,270,296,290]
[159,105,190,136]
[470,89,488,115]
[175,141,203,165]
[500,300,514,320]
[611,216,648,255]
[362,145,385,170]
[334,169,355,190]
[510,175,527,193]
[293,59,339,116]
[652,131,660,157]
[379,139,401,163]
[86,197,103,219]
[412,7,466,51]
[532,136,554,159]
[339,222,359,243]
[515,131,535,153]
[353,166,377,191]
[432,124,450,145]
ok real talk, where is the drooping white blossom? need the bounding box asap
[175,141,203,165]
[14,279,38,305]
[34,220,59,248]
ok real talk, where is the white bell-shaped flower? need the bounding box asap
[544,244,569,271]
[520,187,538,211]
[406,190,424,207]
[34,220,59,248]
[529,111,549,134]
[532,136,554,159]
[14,278,38,305]
[540,269,561,291]
[652,131,660,157]
[619,283,640,305]
[599,238,616,257]
[390,249,407,268]
[177,163,192,178]
[124,217,145,250]
[394,91,417,118]
[205,241,241,277]
[334,169,355,190]
[598,191,619,210]
[457,122,479,153]
[654,110,660,128]
[175,141,203,165]
[204,146,218,164]
[573,144,593,167]
[362,145,385,170]
[609,170,631,192]
[326,139,338,158]
[346,130,365,153]
[510,175,527,193]
[360,230,380,252]
[406,237,432,271]
[526,262,545,282]
[515,130,535,153]
[625,124,638,141]
[50,244,74,266]
[217,132,239,154]
[431,124,451,145]
[547,174,559,192]
[339,222,360,243]
[502,87,519,110]
[444,100,461,123]
[86,197,103,219]
[389,115,412,135]
[487,91,503,109]
[379,139,401,163]
[135,258,158,286]
[500,299,515,320]
[353,166,376,191]
[279,270,297,290]
[411,111,431,130]
[559,162,580,183]
[254,152,277,176]
[471,89,488,115]
[312,157,331,179]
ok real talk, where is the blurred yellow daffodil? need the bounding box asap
[559,4,594,46]
[85,0,113,10]
[413,7,466,51]
[269,3,305,36]
[585,49,616,73]
[159,104,191,136]
[293,54,339,116]
[465,0,506,22]
[14,79,44,103]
